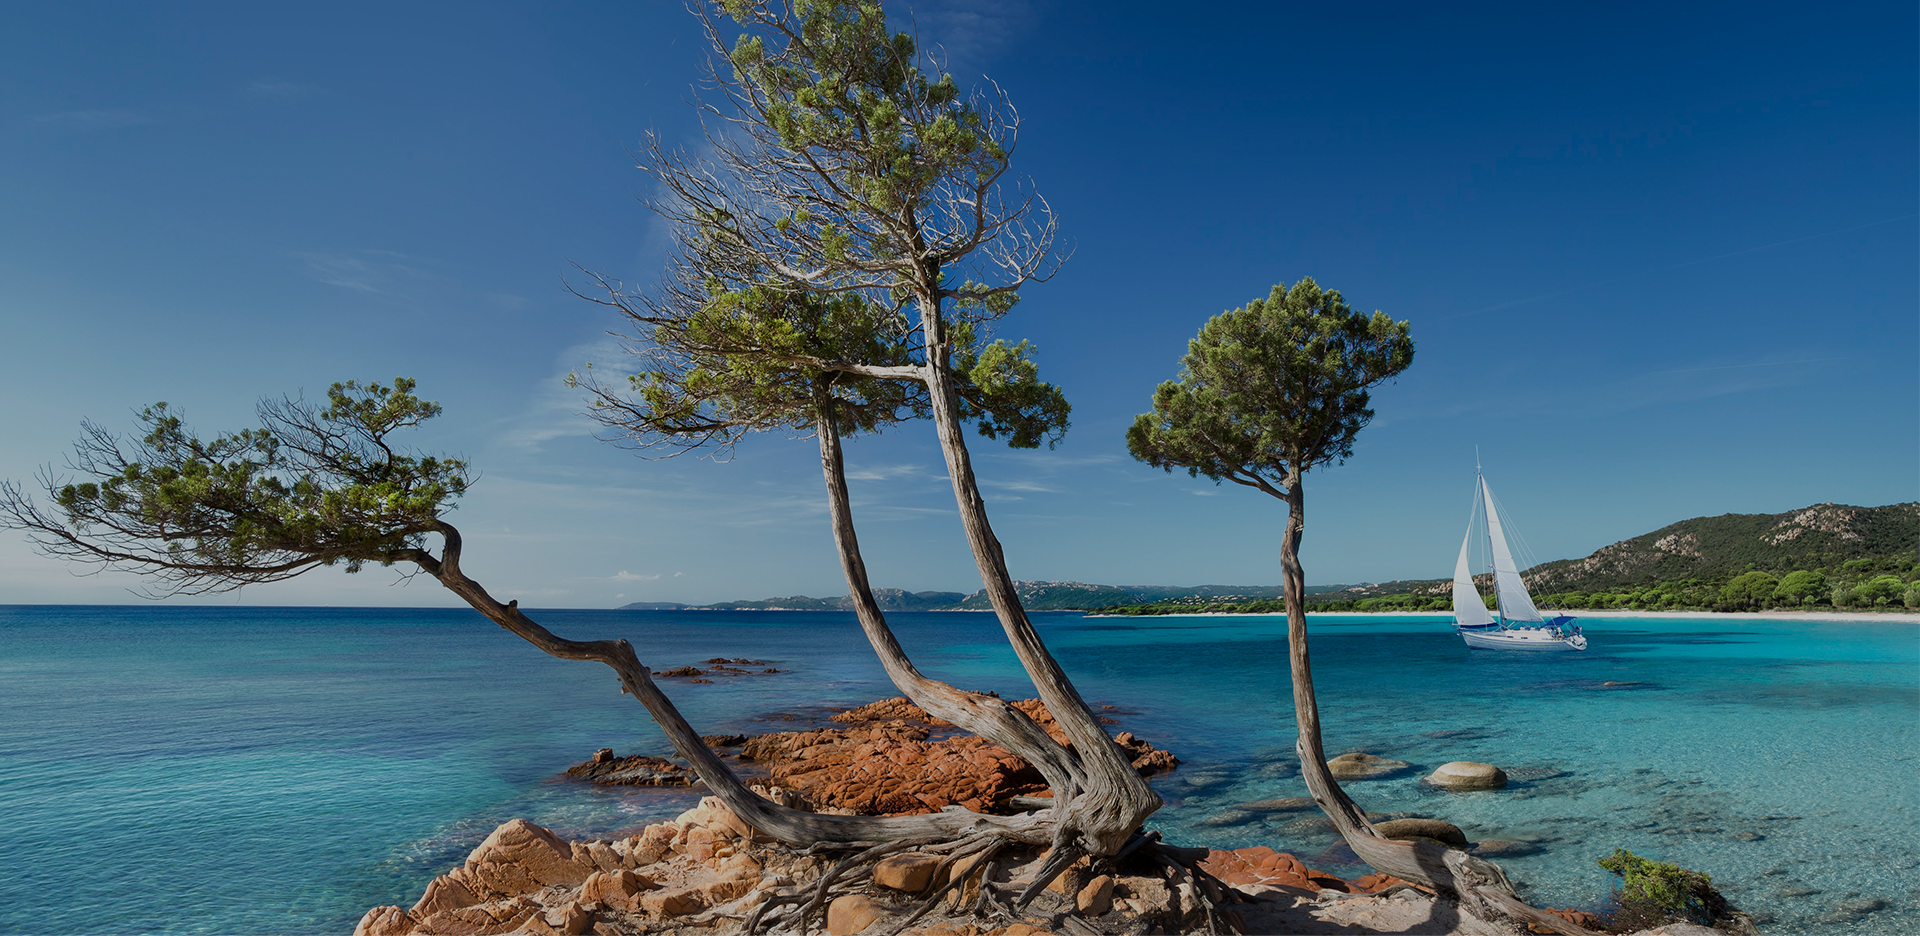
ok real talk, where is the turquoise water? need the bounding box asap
[0,607,1913,934]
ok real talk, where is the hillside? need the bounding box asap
[1523,502,1918,594]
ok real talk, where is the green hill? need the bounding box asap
[1526,502,1918,593]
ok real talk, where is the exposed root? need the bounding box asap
[1012,838,1082,908]
[884,834,1013,935]
[1149,845,1240,935]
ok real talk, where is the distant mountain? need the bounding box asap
[1523,502,1918,594]
[620,582,1358,612]
[620,589,968,612]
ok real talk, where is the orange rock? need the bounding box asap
[410,873,482,919]
[521,901,594,936]
[874,853,942,892]
[640,887,705,918]
[461,819,590,896]
[579,869,654,910]
[1000,925,1053,936]
[353,906,416,936]
[412,895,541,936]
[1075,874,1114,916]
[827,894,884,935]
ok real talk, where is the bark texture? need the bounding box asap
[918,302,1163,857]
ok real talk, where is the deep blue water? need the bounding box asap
[0,606,1913,935]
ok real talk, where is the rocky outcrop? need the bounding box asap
[564,751,697,787]
[745,720,1048,815]
[1427,761,1508,790]
[365,806,1549,936]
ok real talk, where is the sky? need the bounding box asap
[1,1,1914,608]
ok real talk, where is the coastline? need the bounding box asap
[1094,609,1920,623]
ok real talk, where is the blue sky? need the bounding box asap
[2,1,1914,607]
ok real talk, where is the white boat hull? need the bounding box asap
[1459,626,1586,652]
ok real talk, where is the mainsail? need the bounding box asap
[1452,525,1494,626]
[1480,476,1545,622]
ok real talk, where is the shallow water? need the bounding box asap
[0,606,1912,934]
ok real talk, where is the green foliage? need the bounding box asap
[6,379,468,594]
[1719,570,1779,611]
[1857,574,1907,605]
[1596,848,1735,931]
[953,326,1070,449]
[581,1,1069,455]
[1127,278,1415,492]
[1773,569,1827,605]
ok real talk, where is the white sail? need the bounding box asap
[1480,477,1545,622]
[1453,525,1494,626]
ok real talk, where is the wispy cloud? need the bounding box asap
[845,463,939,483]
[293,250,431,296]
[613,570,660,581]
[34,108,155,129]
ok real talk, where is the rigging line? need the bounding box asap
[1448,213,1919,320]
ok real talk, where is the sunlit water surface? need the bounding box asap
[1,606,1913,934]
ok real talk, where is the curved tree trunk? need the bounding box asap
[1278,484,1602,936]
[916,302,1162,857]
[406,520,1054,848]
[812,384,1083,797]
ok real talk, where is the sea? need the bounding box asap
[0,605,1914,935]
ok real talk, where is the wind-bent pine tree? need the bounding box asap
[0,381,1058,852]
[572,0,1161,875]
[1127,280,1599,936]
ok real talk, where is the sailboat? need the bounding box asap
[1452,468,1587,651]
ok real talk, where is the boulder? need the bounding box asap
[410,872,483,918]
[353,906,416,936]
[412,896,541,936]
[1427,761,1508,790]
[1373,818,1469,849]
[873,853,941,892]
[521,902,594,936]
[462,819,590,896]
[1328,752,1411,779]
[579,869,654,910]
[1076,874,1115,916]
[640,888,705,918]
[827,894,884,935]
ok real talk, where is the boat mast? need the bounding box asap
[1477,451,1501,625]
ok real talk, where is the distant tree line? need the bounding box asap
[1096,555,1920,615]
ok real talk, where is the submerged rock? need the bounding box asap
[1328,752,1412,779]
[1427,761,1508,790]
[1373,818,1469,849]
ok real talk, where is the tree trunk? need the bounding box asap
[410,520,1054,848]
[916,301,1161,856]
[811,384,1082,795]
[1279,484,1602,936]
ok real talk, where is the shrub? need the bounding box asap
[1597,848,1735,932]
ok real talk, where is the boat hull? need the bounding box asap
[1459,627,1586,652]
